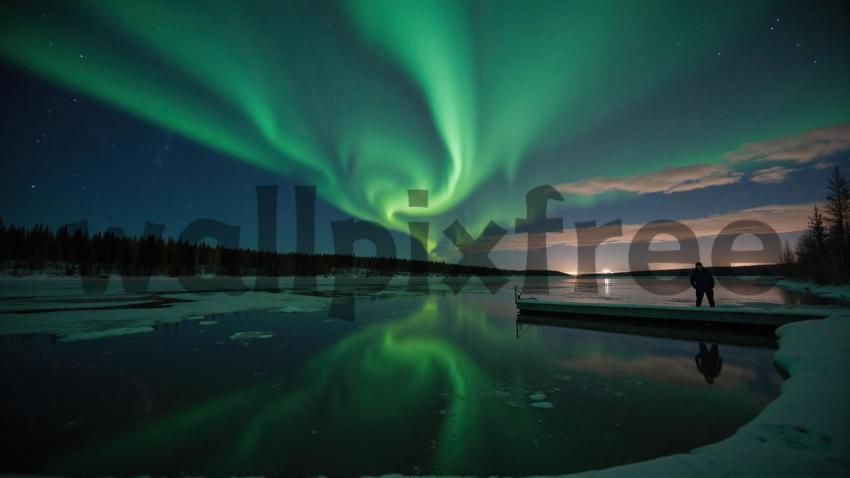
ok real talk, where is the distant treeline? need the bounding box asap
[0,220,565,277]
[782,165,850,284]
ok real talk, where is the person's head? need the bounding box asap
[695,261,704,270]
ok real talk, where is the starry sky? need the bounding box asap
[1,0,849,272]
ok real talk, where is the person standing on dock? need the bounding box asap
[690,262,716,307]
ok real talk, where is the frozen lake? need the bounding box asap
[0,276,836,475]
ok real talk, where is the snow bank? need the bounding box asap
[777,279,850,302]
[573,314,850,477]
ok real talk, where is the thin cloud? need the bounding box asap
[557,124,849,199]
[750,166,794,184]
[557,164,742,196]
[723,123,850,164]
[664,173,743,192]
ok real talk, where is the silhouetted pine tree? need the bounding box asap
[788,165,850,283]
[824,166,850,280]
[793,206,830,282]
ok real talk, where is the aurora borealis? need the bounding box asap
[1,0,849,270]
[2,3,849,472]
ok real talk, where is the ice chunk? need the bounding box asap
[229,331,274,341]
[59,326,154,342]
[280,305,325,314]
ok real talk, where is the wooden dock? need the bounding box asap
[513,287,831,327]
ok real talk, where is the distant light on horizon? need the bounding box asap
[602,269,612,274]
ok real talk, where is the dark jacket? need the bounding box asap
[690,267,715,290]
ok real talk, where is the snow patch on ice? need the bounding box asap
[228,331,274,341]
[58,326,155,342]
[280,304,325,314]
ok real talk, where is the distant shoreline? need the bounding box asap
[0,220,569,279]
[0,267,570,279]
[579,264,785,277]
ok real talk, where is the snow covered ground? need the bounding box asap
[577,312,850,477]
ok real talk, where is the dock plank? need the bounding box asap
[515,298,829,327]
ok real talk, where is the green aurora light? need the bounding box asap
[1,0,848,250]
[43,295,772,475]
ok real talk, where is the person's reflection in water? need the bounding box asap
[695,343,722,384]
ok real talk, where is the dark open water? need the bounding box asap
[0,277,836,475]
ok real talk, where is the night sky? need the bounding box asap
[1,0,849,272]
